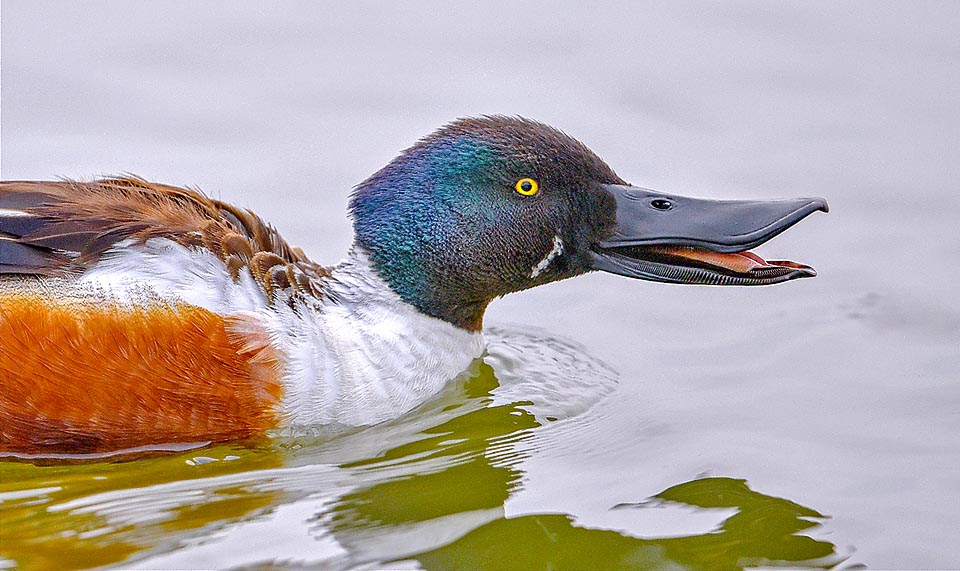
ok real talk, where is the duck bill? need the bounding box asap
[590,184,828,286]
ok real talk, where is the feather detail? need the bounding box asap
[0,176,330,302]
[0,291,283,454]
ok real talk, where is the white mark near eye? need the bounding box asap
[530,235,564,279]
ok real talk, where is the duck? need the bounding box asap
[0,116,827,456]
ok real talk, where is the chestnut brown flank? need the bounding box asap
[0,293,283,455]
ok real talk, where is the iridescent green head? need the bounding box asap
[350,116,623,330]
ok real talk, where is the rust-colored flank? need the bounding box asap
[0,292,283,455]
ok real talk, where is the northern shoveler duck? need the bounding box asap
[0,117,827,455]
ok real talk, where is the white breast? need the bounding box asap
[76,239,485,428]
[278,250,484,427]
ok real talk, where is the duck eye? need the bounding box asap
[515,178,539,196]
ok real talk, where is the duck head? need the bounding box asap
[350,116,827,331]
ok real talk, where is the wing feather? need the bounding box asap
[0,177,330,299]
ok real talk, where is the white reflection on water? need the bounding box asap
[485,325,619,420]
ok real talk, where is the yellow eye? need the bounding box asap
[515,178,539,196]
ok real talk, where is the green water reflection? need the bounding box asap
[0,362,846,570]
[409,477,839,571]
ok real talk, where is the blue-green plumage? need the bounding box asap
[350,117,623,330]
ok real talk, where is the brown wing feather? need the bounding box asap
[0,176,330,299]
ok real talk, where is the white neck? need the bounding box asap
[274,248,486,428]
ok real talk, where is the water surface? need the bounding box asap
[2,1,959,568]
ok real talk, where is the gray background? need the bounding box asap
[3,1,960,567]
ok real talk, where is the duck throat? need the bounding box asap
[351,239,492,332]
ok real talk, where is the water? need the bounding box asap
[2,1,959,568]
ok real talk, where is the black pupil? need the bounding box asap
[651,199,672,210]
[520,180,533,192]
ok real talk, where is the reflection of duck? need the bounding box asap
[319,366,847,570]
[0,117,827,454]
[408,477,847,570]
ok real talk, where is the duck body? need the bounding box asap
[0,117,827,456]
[0,178,481,454]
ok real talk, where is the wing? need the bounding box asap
[0,176,330,300]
